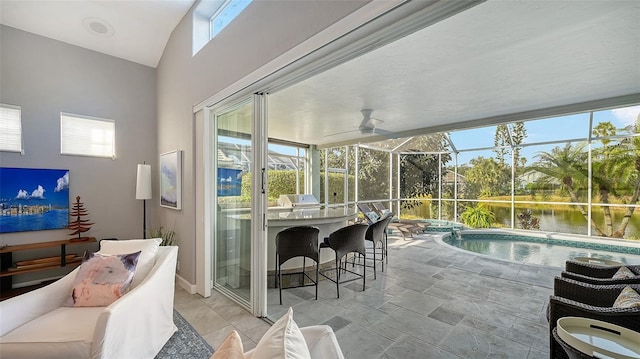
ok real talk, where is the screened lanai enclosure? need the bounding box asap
[243,103,640,240]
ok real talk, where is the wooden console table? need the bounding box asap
[0,237,97,299]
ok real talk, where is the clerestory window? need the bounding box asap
[210,0,253,38]
[0,104,22,153]
[60,113,116,159]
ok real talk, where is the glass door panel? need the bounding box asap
[214,99,253,303]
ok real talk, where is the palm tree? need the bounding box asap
[530,143,605,235]
[531,118,640,238]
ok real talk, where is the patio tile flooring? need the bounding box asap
[175,232,561,358]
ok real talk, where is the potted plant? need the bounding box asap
[147,226,176,246]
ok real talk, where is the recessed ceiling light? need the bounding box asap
[82,17,114,37]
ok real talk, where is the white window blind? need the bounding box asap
[60,113,115,158]
[0,104,23,153]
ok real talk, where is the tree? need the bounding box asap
[494,122,528,170]
[531,118,640,238]
[530,143,593,229]
[592,118,640,237]
[398,135,452,210]
[463,157,510,197]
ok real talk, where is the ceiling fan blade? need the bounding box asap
[371,127,400,139]
[325,129,361,137]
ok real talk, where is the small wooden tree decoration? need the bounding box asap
[68,196,94,241]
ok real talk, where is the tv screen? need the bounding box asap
[217,168,242,197]
[0,167,70,233]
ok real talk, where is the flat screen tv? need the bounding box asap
[217,168,242,197]
[0,167,70,233]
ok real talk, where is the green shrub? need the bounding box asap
[460,205,496,228]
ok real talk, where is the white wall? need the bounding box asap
[0,25,158,284]
[156,1,369,286]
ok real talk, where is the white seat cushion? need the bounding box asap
[0,307,103,359]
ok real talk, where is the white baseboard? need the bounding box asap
[175,274,196,294]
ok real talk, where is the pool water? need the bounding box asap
[443,233,640,267]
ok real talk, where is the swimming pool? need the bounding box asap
[441,230,640,267]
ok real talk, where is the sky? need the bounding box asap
[219,105,640,167]
[449,106,639,165]
[0,168,70,206]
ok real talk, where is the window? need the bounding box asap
[193,0,253,55]
[0,104,22,153]
[210,0,252,38]
[60,113,115,158]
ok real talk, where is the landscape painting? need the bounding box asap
[0,167,70,233]
[160,150,182,210]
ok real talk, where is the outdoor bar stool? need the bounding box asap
[275,226,320,305]
[353,214,394,279]
[380,212,394,265]
[319,223,369,298]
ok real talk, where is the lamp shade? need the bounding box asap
[136,164,152,200]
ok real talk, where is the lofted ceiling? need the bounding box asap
[0,0,195,68]
[268,0,640,148]
[1,0,638,147]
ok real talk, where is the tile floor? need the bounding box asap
[174,232,561,358]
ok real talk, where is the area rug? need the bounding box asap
[156,310,215,359]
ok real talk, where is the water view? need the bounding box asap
[0,209,69,233]
[486,204,640,239]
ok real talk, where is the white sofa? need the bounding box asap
[0,245,178,359]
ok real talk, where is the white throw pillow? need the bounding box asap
[99,238,161,288]
[211,330,244,359]
[253,307,311,359]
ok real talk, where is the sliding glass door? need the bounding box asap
[211,95,268,314]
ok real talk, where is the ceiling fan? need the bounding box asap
[326,109,396,138]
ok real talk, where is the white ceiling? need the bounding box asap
[0,0,195,68]
[268,0,640,147]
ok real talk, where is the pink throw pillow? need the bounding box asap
[66,250,141,307]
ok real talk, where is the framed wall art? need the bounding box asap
[160,150,182,210]
[0,167,70,233]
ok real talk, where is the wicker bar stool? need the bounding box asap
[275,226,320,305]
[319,223,368,298]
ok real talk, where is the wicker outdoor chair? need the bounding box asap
[562,260,640,285]
[548,277,640,359]
[551,327,594,359]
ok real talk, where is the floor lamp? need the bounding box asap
[136,164,152,239]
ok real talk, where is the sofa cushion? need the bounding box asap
[613,286,640,309]
[253,307,311,359]
[0,307,103,359]
[66,250,141,307]
[612,266,635,280]
[99,238,161,288]
[211,330,244,359]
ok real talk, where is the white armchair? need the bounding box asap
[0,244,178,359]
